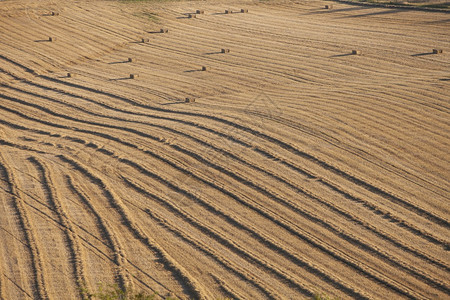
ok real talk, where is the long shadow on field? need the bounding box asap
[160,101,188,106]
[108,61,129,65]
[34,39,51,42]
[329,53,354,57]
[426,18,450,24]
[306,6,372,14]
[411,52,435,56]
[110,77,132,81]
[338,8,404,18]
[204,51,223,55]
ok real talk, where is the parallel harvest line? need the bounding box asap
[65,175,131,292]
[8,77,448,244]
[0,90,447,285]
[0,154,49,300]
[28,157,87,298]
[57,155,209,300]
[0,97,446,295]
[0,117,418,298]
[24,71,449,229]
[122,176,370,299]
[1,87,446,266]
[2,73,445,237]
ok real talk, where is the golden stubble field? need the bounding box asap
[0,0,449,299]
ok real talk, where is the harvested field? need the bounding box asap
[0,0,449,299]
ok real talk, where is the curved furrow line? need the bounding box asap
[314,91,449,152]
[383,85,450,115]
[0,54,171,106]
[275,176,450,288]
[56,155,209,300]
[234,144,449,251]
[6,102,447,281]
[122,176,371,299]
[161,111,450,274]
[0,55,39,77]
[6,80,448,248]
[87,93,448,261]
[65,175,131,292]
[267,87,449,148]
[244,108,449,197]
[244,105,447,189]
[0,139,165,296]
[41,75,175,103]
[7,109,448,297]
[317,178,449,249]
[115,156,426,299]
[275,85,449,121]
[0,137,46,155]
[166,144,449,293]
[142,208,281,300]
[24,72,449,229]
[27,157,88,298]
[0,105,436,298]
[0,125,412,298]
[354,85,450,124]
[0,154,49,300]
[1,90,448,280]
[4,71,449,232]
[16,71,450,181]
[2,79,448,252]
[211,275,244,300]
[1,92,447,278]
